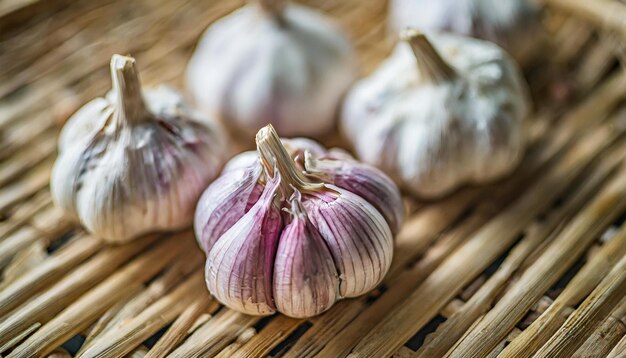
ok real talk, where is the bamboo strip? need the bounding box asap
[389,189,479,277]
[574,299,626,357]
[347,117,623,357]
[535,254,626,357]
[77,271,206,358]
[0,322,41,354]
[415,140,625,358]
[127,345,149,358]
[231,315,301,357]
[0,0,75,35]
[0,114,55,161]
[534,71,626,167]
[394,347,415,358]
[0,226,45,269]
[0,192,51,240]
[46,347,72,358]
[544,0,626,37]
[485,329,521,358]
[1,240,47,284]
[576,36,618,90]
[0,157,53,213]
[79,298,139,356]
[448,161,626,357]
[0,204,71,270]
[78,252,203,353]
[6,234,194,358]
[214,328,257,358]
[168,309,259,358]
[29,203,68,235]
[502,212,626,356]
[553,17,592,63]
[284,294,369,357]
[144,294,213,358]
[0,234,158,349]
[0,132,55,188]
[607,334,626,358]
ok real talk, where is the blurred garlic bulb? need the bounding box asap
[51,54,229,242]
[186,0,358,140]
[342,31,530,199]
[388,0,543,65]
[196,125,402,317]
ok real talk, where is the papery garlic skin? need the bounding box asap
[196,125,399,318]
[206,174,282,316]
[305,153,404,235]
[51,55,229,242]
[303,187,393,297]
[194,163,263,253]
[273,196,339,318]
[388,0,542,64]
[186,0,358,139]
[342,31,529,199]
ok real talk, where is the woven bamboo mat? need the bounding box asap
[1,0,626,357]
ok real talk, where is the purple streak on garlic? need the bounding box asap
[304,152,404,235]
[206,172,283,316]
[186,0,358,139]
[302,187,393,297]
[51,55,229,242]
[194,163,263,253]
[197,124,398,318]
[342,31,529,199]
[388,0,543,65]
[273,193,339,318]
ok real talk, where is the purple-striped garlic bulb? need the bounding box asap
[51,55,230,243]
[195,125,403,317]
[186,0,358,140]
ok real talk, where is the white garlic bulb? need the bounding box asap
[51,54,230,242]
[342,31,530,199]
[186,0,358,139]
[195,125,402,317]
[388,0,543,65]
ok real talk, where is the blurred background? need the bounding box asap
[1,0,626,357]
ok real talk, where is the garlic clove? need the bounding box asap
[303,186,393,298]
[221,151,262,174]
[194,163,263,253]
[51,54,229,242]
[304,152,404,235]
[186,0,358,139]
[205,172,283,316]
[57,98,112,152]
[273,194,339,318]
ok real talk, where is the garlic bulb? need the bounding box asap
[342,31,530,199]
[51,54,229,242]
[196,125,402,317]
[388,0,542,65]
[186,0,358,139]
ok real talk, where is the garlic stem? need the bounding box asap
[256,125,322,194]
[401,29,457,83]
[255,0,285,23]
[110,54,148,125]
